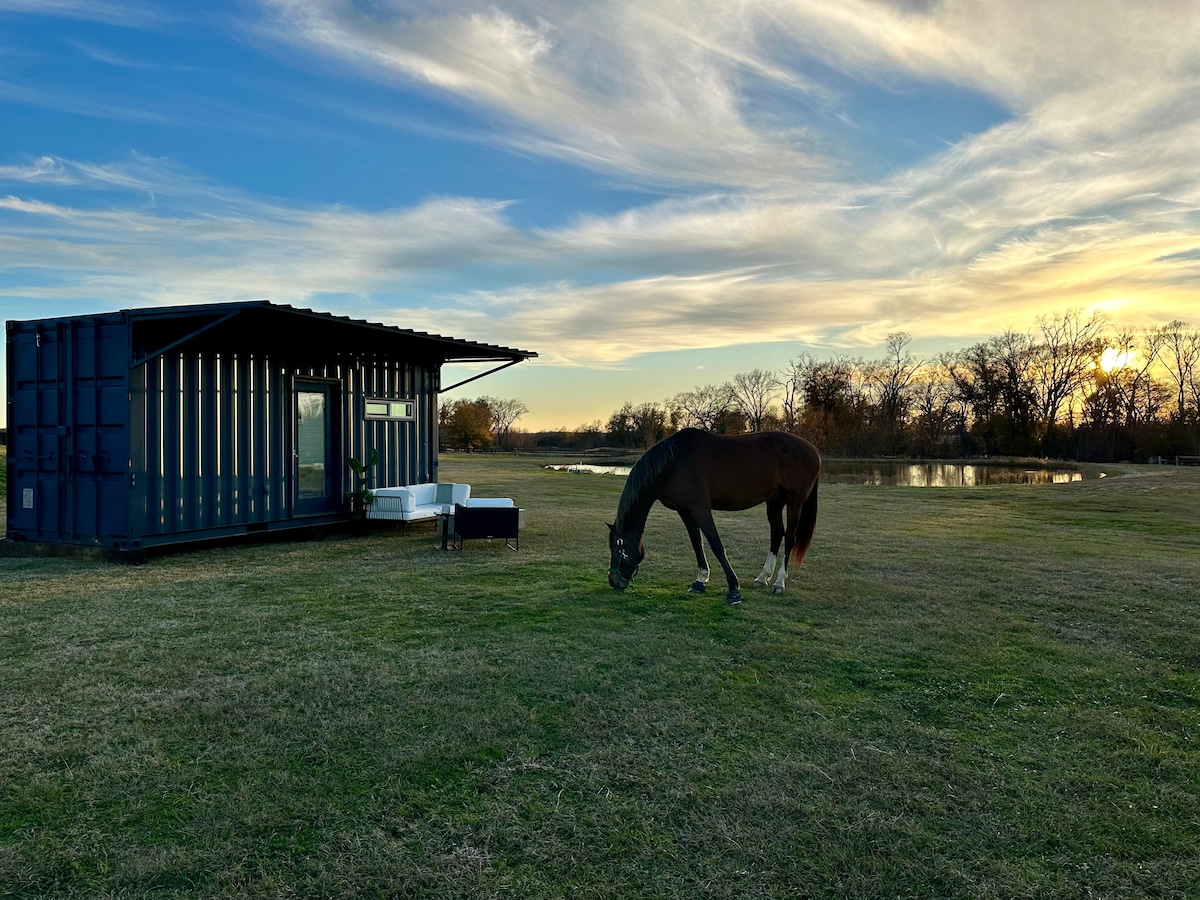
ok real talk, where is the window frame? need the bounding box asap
[364,397,417,421]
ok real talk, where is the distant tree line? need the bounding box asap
[469,311,1198,462]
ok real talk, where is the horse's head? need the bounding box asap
[607,522,644,591]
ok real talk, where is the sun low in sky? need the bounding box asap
[1099,347,1137,373]
[1,1,1199,430]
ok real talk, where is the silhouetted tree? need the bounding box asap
[669,383,735,432]
[1029,310,1108,453]
[605,402,640,447]
[864,332,919,453]
[778,357,805,433]
[792,354,867,454]
[909,358,959,457]
[1156,320,1200,423]
[726,369,779,432]
[482,396,530,449]
[631,402,669,447]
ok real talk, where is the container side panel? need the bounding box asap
[181,353,199,532]
[218,355,235,526]
[142,357,164,536]
[129,361,148,541]
[5,317,131,545]
[269,366,288,519]
[162,355,183,534]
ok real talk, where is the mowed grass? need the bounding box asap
[1,454,1198,899]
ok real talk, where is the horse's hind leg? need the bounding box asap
[772,500,804,594]
[753,497,785,588]
[679,512,710,593]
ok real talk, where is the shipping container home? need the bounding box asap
[5,301,536,554]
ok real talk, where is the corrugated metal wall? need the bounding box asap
[8,313,440,549]
[6,317,132,545]
[130,351,438,546]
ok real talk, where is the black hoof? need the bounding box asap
[771,585,785,595]
[726,590,742,605]
[688,581,707,593]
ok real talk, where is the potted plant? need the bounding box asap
[346,448,379,533]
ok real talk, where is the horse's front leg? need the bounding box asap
[693,509,741,604]
[678,512,710,593]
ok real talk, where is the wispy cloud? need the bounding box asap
[255,1,1200,191]
[0,156,75,184]
[260,0,830,188]
[0,0,174,27]
[2,0,1199,372]
[3,130,1198,365]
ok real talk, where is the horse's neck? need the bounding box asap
[618,488,655,539]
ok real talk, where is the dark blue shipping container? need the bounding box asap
[5,301,534,552]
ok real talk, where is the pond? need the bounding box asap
[546,461,1092,486]
[546,463,634,477]
[820,462,1086,486]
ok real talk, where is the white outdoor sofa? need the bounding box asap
[366,482,470,523]
[366,483,525,527]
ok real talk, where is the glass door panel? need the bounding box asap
[297,390,327,499]
[294,382,338,514]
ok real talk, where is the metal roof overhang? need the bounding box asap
[126,301,537,378]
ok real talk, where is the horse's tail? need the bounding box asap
[790,481,819,567]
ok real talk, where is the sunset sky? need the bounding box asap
[2,1,1199,430]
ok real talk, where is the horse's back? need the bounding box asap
[757,430,821,465]
[661,429,820,510]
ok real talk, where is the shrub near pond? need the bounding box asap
[1,454,1198,897]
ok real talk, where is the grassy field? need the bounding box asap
[2,453,1198,898]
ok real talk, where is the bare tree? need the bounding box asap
[726,369,779,432]
[1030,309,1109,442]
[946,336,1035,455]
[788,353,866,453]
[778,357,806,432]
[1155,320,1200,421]
[631,402,669,447]
[864,332,921,451]
[605,402,639,447]
[1110,327,1168,426]
[669,384,735,431]
[481,396,530,450]
[909,358,959,456]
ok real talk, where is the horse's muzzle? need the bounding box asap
[609,570,629,591]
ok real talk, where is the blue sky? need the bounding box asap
[3,1,1199,430]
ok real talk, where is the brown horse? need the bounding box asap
[607,428,821,604]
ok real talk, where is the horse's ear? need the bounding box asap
[606,522,613,532]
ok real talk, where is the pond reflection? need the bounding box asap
[546,463,633,476]
[547,461,1087,486]
[821,462,1084,487]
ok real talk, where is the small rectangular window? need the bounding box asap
[365,398,415,420]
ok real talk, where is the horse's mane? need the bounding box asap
[614,430,695,528]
